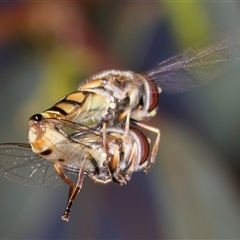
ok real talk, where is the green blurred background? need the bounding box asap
[1,2,240,239]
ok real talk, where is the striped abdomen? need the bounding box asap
[41,91,111,127]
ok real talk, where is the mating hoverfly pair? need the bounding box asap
[1,29,240,222]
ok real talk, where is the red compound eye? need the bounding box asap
[147,78,159,112]
[131,128,150,165]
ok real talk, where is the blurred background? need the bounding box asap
[1,1,240,239]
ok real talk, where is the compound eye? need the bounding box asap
[29,113,43,122]
[131,128,150,165]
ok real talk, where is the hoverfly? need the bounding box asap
[0,117,150,222]
[34,29,240,175]
[70,29,240,171]
[0,29,240,222]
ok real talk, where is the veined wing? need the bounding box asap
[0,143,76,187]
[43,118,118,146]
[147,29,240,93]
[43,118,101,139]
[0,120,121,188]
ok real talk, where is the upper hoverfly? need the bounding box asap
[0,29,240,222]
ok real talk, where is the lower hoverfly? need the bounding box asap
[0,116,150,222]
[1,29,240,222]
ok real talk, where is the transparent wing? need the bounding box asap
[0,143,74,187]
[44,118,101,139]
[0,120,120,188]
[43,118,114,146]
[146,29,240,93]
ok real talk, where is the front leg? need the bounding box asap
[117,109,131,136]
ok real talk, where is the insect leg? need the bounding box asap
[61,154,87,222]
[85,150,110,182]
[88,162,112,184]
[53,164,74,200]
[90,176,112,184]
[122,142,137,181]
[109,145,128,185]
[117,109,131,135]
[123,109,130,136]
[102,121,108,161]
[132,121,160,173]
